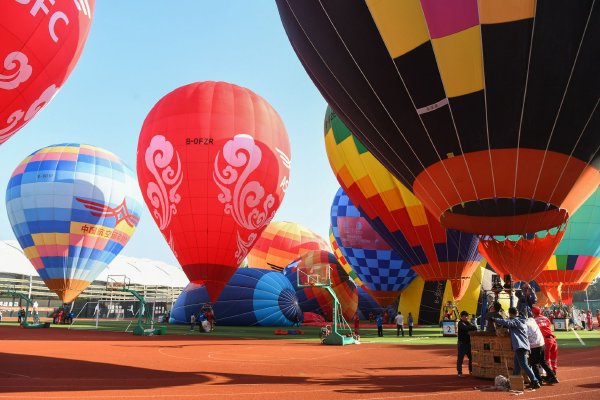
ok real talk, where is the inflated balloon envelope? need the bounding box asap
[6,144,142,303]
[137,82,291,302]
[1,1,95,145]
[278,1,600,237]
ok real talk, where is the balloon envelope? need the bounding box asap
[247,221,330,271]
[137,81,291,302]
[324,108,481,300]
[278,1,600,236]
[1,1,95,145]
[170,268,302,326]
[283,250,358,321]
[6,144,142,302]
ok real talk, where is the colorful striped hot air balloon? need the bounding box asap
[324,108,481,300]
[329,226,364,289]
[541,187,600,304]
[330,188,417,306]
[283,250,358,321]
[6,144,142,302]
[170,268,303,326]
[278,1,600,237]
[247,221,330,271]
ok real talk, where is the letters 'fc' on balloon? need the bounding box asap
[136,81,291,302]
[1,0,95,145]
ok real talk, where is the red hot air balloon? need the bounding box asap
[1,0,95,145]
[137,82,291,302]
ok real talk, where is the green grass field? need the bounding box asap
[4,320,599,348]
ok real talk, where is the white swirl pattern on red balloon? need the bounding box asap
[0,84,58,143]
[0,51,32,90]
[214,134,277,263]
[144,135,183,230]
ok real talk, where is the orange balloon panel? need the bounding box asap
[247,221,330,271]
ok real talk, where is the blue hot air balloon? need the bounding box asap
[170,268,303,326]
[6,144,142,302]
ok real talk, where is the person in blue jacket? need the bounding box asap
[493,307,541,389]
[376,313,383,337]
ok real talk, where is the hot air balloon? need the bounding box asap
[278,1,600,238]
[137,81,291,302]
[356,286,381,320]
[247,221,330,271]
[329,226,364,288]
[540,187,600,304]
[6,144,142,302]
[325,106,483,298]
[330,188,417,306]
[1,1,95,145]
[170,268,303,326]
[283,250,358,321]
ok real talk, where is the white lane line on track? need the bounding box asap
[572,330,586,346]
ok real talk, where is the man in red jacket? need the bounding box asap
[533,306,559,378]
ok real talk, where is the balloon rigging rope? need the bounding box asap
[413,3,480,203]
[476,2,497,199]
[514,0,539,200]
[287,0,455,210]
[530,0,597,206]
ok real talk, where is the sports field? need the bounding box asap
[0,323,598,399]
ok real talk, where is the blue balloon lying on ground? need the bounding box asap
[171,268,303,326]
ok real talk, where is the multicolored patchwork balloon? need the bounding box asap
[1,1,95,145]
[330,188,417,306]
[6,144,142,302]
[247,221,330,271]
[324,107,481,300]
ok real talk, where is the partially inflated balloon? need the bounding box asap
[137,82,291,302]
[247,221,330,271]
[1,1,95,145]
[278,1,600,236]
[170,268,303,326]
[6,144,142,302]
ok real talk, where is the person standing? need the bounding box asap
[408,312,414,337]
[457,310,477,377]
[596,309,600,330]
[493,307,541,389]
[532,306,559,377]
[189,313,196,331]
[586,310,593,331]
[516,282,537,318]
[394,312,404,337]
[353,312,360,336]
[526,316,559,384]
[376,313,383,337]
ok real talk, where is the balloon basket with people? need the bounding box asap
[106,275,167,336]
[0,286,50,329]
[296,261,356,345]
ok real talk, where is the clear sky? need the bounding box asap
[0,1,340,266]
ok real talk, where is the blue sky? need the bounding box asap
[0,2,340,266]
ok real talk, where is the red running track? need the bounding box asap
[0,326,598,399]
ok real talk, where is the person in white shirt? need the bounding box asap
[394,312,404,337]
[526,317,558,384]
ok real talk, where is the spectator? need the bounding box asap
[394,312,404,337]
[408,312,414,337]
[376,313,383,337]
